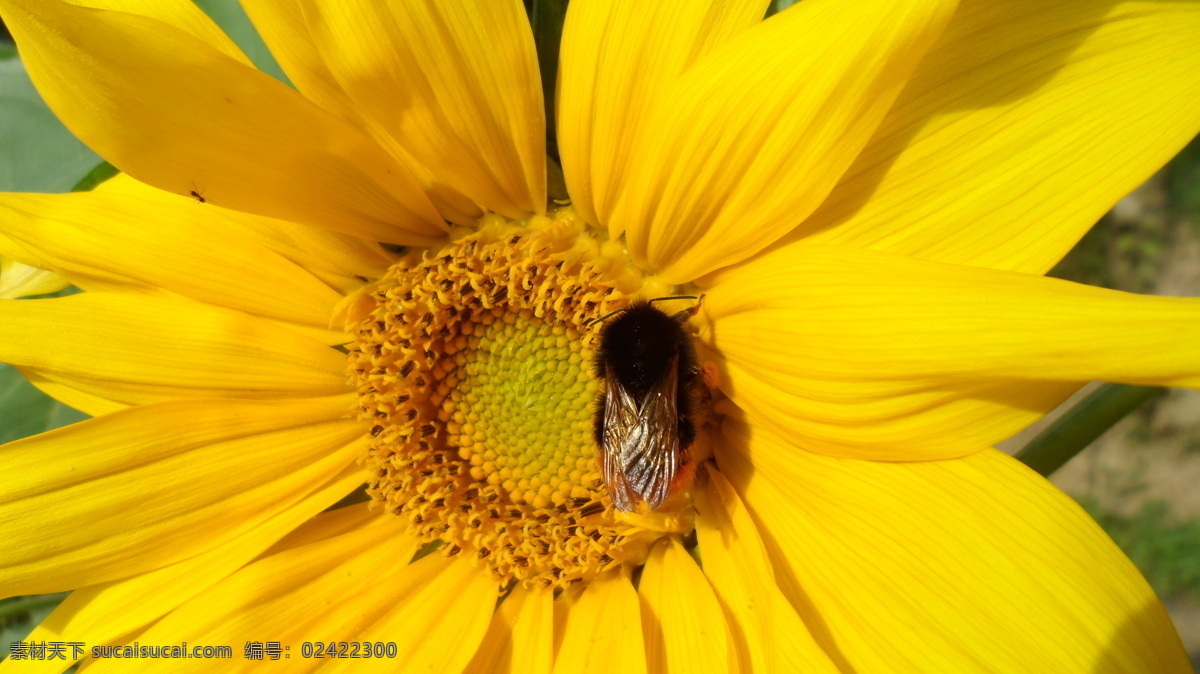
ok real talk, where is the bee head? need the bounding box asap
[593,297,702,397]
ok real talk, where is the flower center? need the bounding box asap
[441,313,596,509]
[344,209,692,589]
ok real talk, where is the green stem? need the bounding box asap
[1015,383,1164,477]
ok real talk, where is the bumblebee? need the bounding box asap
[591,297,707,512]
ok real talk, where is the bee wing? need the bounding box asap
[600,355,682,511]
[600,375,640,512]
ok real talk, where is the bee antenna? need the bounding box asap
[585,307,625,328]
[646,295,699,307]
[585,295,703,329]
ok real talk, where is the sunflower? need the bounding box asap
[1,0,1199,671]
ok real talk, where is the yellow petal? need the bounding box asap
[61,0,250,64]
[0,293,348,406]
[0,190,342,330]
[0,0,446,243]
[92,508,422,673]
[552,586,579,662]
[0,258,69,299]
[796,1,1200,274]
[20,368,125,417]
[556,0,768,228]
[553,570,646,674]
[237,6,485,227]
[702,244,1200,460]
[717,416,1191,673]
[466,586,554,674]
[238,0,365,125]
[95,174,394,294]
[333,557,498,674]
[232,219,390,294]
[12,469,363,674]
[610,0,957,283]
[256,493,380,557]
[0,397,363,596]
[694,466,839,674]
[639,537,732,674]
[301,0,546,218]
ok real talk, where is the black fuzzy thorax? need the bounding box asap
[592,301,700,449]
[594,302,696,397]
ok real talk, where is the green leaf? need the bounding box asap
[71,161,119,192]
[530,0,569,160]
[192,0,290,84]
[0,364,88,445]
[0,58,102,192]
[0,593,70,661]
[1166,134,1200,217]
[766,0,802,17]
[1014,383,1164,477]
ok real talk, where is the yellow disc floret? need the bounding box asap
[443,313,597,509]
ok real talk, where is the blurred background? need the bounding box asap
[1,0,1199,665]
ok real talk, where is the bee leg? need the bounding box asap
[591,391,607,448]
[670,449,699,497]
[678,414,697,449]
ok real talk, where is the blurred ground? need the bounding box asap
[999,138,1200,662]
